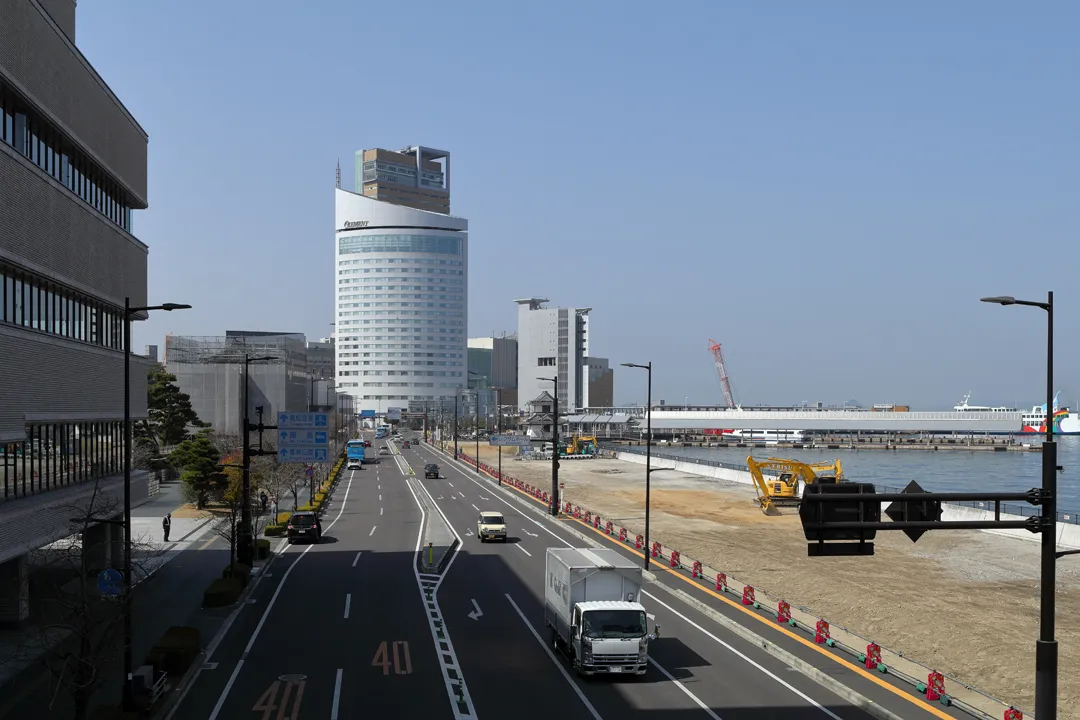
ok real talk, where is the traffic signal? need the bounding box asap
[800,482,879,556]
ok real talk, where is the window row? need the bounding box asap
[1,422,126,500]
[338,257,463,267]
[338,235,464,256]
[0,80,134,233]
[0,262,124,349]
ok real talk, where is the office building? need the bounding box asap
[0,0,153,624]
[356,146,450,214]
[335,145,467,415]
[467,335,518,408]
[515,298,612,412]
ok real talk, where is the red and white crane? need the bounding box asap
[707,338,739,409]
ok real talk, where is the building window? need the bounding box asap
[537,357,555,367]
[0,79,133,233]
[0,260,123,350]
[338,234,463,256]
[1,421,125,499]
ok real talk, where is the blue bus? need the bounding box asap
[375,426,389,439]
[346,440,366,467]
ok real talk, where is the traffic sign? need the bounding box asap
[278,429,328,446]
[277,412,329,429]
[278,447,329,464]
[489,435,532,447]
[387,407,402,421]
[97,568,123,596]
[884,480,943,543]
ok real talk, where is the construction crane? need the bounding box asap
[707,338,739,409]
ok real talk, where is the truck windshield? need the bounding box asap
[582,609,647,639]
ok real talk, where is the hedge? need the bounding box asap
[256,538,271,560]
[315,492,326,504]
[203,578,243,608]
[222,563,252,586]
[264,523,285,537]
[147,625,201,676]
[276,511,293,525]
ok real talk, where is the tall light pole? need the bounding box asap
[538,377,560,516]
[982,292,1058,719]
[123,298,190,709]
[622,362,653,570]
[453,393,459,460]
[239,354,277,567]
[494,387,503,485]
[468,371,483,473]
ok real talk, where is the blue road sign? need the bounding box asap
[278,429,328,446]
[278,447,329,464]
[489,434,533,447]
[97,568,123,596]
[305,466,314,477]
[359,409,376,418]
[277,412,329,429]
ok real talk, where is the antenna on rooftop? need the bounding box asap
[336,159,341,189]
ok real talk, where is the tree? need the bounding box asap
[135,368,205,455]
[260,458,307,512]
[15,482,160,719]
[212,452,268,572]
[169,430,223,508]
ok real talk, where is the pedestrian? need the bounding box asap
[162,512,172,542]
[260,491,268,511]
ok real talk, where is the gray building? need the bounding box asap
[467,335,517,408]
[165,332,312,436]
[514,298,612,412]
[0,0,153,625]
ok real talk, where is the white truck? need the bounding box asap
[544,547,659,676]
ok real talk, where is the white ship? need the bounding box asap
[722,429,808,444]
[954,392,1080,435]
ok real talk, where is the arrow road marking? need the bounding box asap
[523,528,538,537]
[478,495,490,501]
[465,529,474,536]
[468,599,483,621]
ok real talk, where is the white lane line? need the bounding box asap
[505,594,603,720]
[447,482,454,487]
[331,668,343,719]
[205,470,357,720]
[514,543,532,557]
[643,590,844,720]
[380,507,384,515]
[379,494,382,501]
[403,476,476,719]
[352,552,362,567]
[369,525,377,536]
[471,503,480,511]
[647,657,723,719]
[344,594,352,619]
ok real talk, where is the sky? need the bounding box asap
[77,0,1080,410]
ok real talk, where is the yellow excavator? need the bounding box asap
[561,434,599,456]
[746,456,845,515]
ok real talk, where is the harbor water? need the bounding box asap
[657,436,1080,517]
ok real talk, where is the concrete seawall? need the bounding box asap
[614,450,1080,550]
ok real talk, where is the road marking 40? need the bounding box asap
[372,640,412,675]
[252,674,306,720]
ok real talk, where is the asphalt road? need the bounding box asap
[167,445,456,720]
[409,442,963,720]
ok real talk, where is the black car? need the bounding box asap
[286,511,322,544]
[424,464,440,479]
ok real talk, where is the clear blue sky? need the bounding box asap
[79,0,1080,410]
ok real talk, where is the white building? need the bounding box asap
[334,182,468,414]
[515,298,611,412]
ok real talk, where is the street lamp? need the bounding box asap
[468,371,484,474]
[538,377,560,516]
[123,298,190,708]
[982,292,1058,718]
[622,362,653,570]
[239,354,277,567]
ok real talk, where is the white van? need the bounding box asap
[542,442,554,453]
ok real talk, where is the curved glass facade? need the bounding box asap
[335,228,467,413]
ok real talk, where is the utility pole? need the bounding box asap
[238,354,277,566]
[538,377,560,516]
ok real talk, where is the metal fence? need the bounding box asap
[607,443,1080,525]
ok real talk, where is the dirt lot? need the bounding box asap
[471,444,1080,716]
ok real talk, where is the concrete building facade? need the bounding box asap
[515,298,611,412]
[335,145,467,415]
[0,0,153,625]
[467,335,517,408]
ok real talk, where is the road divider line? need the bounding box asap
[380,507,384,515]
[643,591,843,720]
[471,503,480,511]
[331,668,343,719]
[505,594,603,720]
[369,525,377,536]
[646,657,723,720]
[514,543,532,557]
[403,475,476,719]
[352,552,361,567]
[344,593,352,619]
[205,469,357,720]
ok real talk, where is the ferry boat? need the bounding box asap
[721,429,808,444]
[954,392,1080,435]
[1020,392,1080,435]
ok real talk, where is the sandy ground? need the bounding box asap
[470,444,1080,716]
